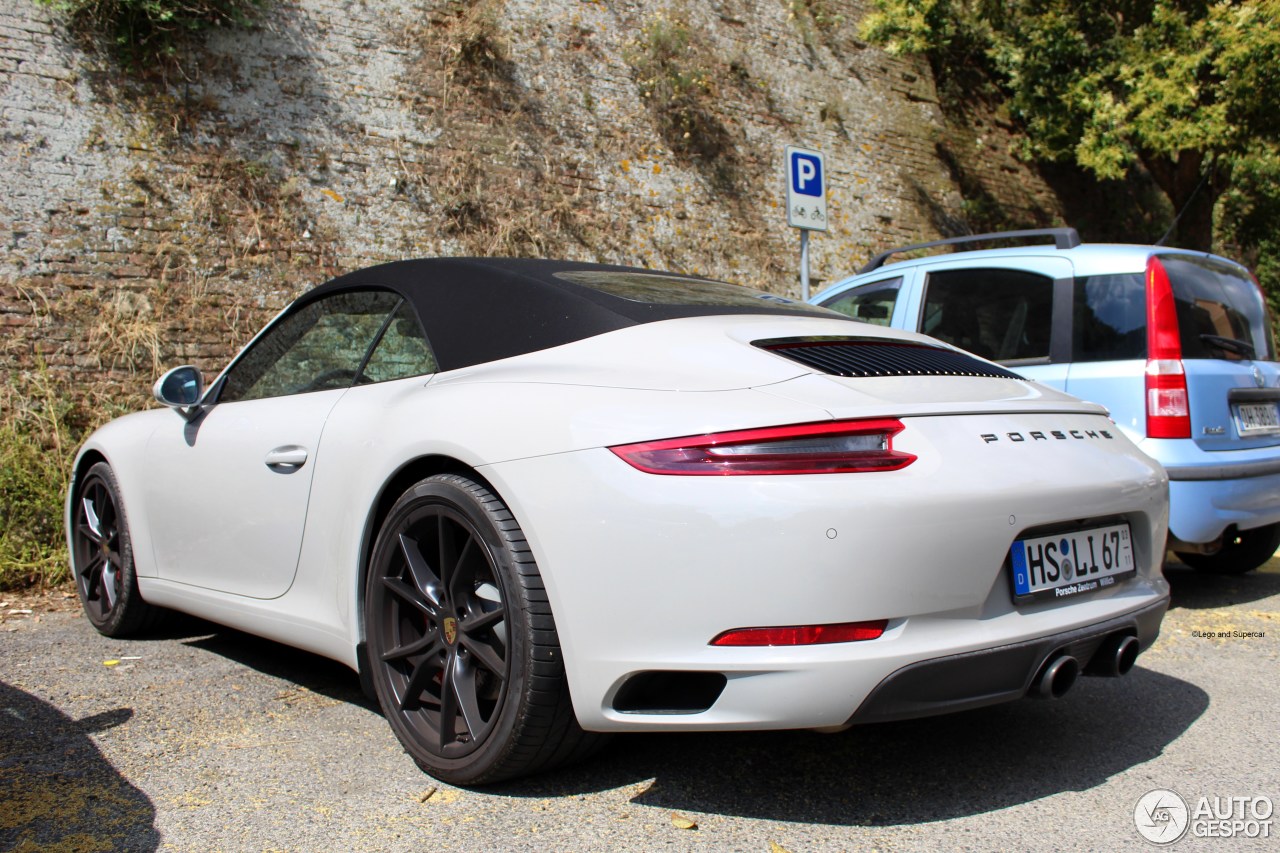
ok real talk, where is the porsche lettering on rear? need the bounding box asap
[981,429,1116,443]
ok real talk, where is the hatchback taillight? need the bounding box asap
[1145,256,1191,439]
[609,419,916,475]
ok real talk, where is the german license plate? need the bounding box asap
[1010,523,1134,600]
[1234,402,1280,436]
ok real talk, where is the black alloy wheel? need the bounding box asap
[72,462,159,636]
[364,473,600,785]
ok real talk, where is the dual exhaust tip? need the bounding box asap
[1031,633,1140,700]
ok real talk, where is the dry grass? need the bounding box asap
[180,151,311,258]
[85,288,164,374]
[397,0,601,258]
[626,9,736,178]
[0,367,108,590]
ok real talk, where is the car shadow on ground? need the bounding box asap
[151,608,1211,828]
[501,667,1207,826]
[176,620,377,711]
[1163,555,1280,611]
[0,681,159,852]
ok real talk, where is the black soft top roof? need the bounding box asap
[301,257,837,371]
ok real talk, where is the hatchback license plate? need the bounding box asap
[1234,402,1280,436]
[1010,523,1134,600]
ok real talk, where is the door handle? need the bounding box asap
[265,445,308,469]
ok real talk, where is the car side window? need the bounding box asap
[219,290,403,403]
[920,268,1053,362]
[1073,273,1146,362]
[819,277,902,326]
[359,300,438,383]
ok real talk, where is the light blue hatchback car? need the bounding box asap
[813,228,1280,573]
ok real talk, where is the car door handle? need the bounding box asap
[264,446,308,469]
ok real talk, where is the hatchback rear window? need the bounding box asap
[1161,254,1276,362]
[1072,256,1276,363]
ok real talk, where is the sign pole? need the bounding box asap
[785,146,827,302]
[800,229,810,302]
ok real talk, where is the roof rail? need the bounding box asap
[858,227,1081,274]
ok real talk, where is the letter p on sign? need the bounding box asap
[792,155,821,196]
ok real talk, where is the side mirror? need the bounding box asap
[153,365,204,417]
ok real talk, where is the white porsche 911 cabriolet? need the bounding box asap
[68,258,1170,784]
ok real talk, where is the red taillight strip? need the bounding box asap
[1146,256,1183,361]
[1145,256,1191,438]
[711,620,889,646]
[608,419,916,476]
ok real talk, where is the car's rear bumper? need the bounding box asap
[1164,457,1280,481]
[848,595,1168,725]
[1139,438,1280,544]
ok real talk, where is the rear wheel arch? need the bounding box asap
[355,456,500,692]
[359,468,600,783]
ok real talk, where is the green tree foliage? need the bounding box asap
[861,0,1280,254]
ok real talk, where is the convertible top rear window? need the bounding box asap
[301,258,845,372]
[554,270,814,312]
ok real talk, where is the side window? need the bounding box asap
[819,277,902,326]
[219,290,402,403]
[1073,273,1146,362]
[920,268,1053,362]
[359,300,438,383]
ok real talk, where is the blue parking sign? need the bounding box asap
[785,146,827,232]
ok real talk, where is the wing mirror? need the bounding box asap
[153,365,205,419]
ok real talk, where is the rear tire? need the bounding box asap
[364,473,602,785]
[1175,523,1280,575]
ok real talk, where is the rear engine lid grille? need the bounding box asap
[757,337,1021,380]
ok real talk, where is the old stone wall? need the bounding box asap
[0,0,1063,401]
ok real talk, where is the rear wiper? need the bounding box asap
[1201,334,1256,359]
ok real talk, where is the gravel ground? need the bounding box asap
[2,557,1277,853]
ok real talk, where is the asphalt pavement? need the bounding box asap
[2,557,1277,852]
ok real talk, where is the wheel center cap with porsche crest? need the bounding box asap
[442,616,459,646]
